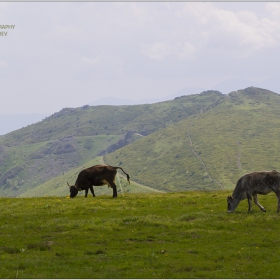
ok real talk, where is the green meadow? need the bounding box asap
[1,191,279,278]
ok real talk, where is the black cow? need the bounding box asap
[227,170,280,213]
[68,165,130,198]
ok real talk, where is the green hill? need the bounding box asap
[1,87,280,197]
[105,87,280,192]
[0,91,222,197]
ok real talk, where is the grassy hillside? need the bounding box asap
[1,191,280,278]
[189,87,280,187]
[0,90,223,197]
[1,87,280,197]
[105,87,280,192]
[2,91,222,147]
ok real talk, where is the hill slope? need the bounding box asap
[1,87,280,197]
[105,87,280,192]
[0,91,222,197]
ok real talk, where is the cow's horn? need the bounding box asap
[67,182,71,188]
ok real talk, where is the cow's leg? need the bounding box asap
[89,186,96,197]
[109,181,117,198]
[85,187,89,198]
[274,190,280,212]
[253,194,266,212]
[112,183,117,198]
[106,179,117,198]
[246,193,253,212]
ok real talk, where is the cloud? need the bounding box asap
[265,2,280,18]
[177,3,280,57]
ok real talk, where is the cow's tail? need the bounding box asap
[115,167,130,184]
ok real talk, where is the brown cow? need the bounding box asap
[227,170,280,213]
[68,165,130,198]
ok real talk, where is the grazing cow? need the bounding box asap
[227,170,280,213]
[68,165,130,198]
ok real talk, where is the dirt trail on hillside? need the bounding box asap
[181,106,225,190]
[236,141,242,170]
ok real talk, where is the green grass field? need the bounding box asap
[1,191,279,278]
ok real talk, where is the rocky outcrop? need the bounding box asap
[99,131,144,155]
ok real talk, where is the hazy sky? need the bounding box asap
[1,2,280,115]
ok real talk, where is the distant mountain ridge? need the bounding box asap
[3,76,279,135]
[89,86,206,106]
[213,76,280,95]
[89,76,280,106]
[0,87,205,135]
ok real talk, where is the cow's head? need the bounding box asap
[67,182,81,198]
[227,195,240,213]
